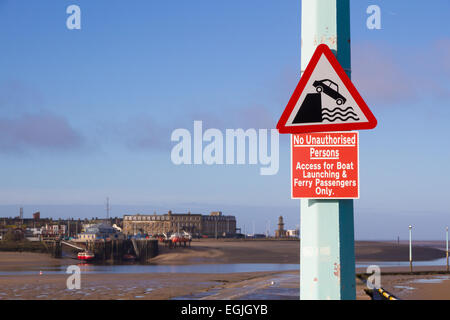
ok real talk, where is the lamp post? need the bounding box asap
[409,225,413,273]
[446,226,449,272]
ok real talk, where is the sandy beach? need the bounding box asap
[149,239,445,265]
[0,252,74,271]
[150,239,299,265]
[0,271,288,300]
[373,273,450,300]
[0,240,448,300]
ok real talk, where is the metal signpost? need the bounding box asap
[276,0,377,299]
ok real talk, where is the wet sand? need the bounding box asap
[151,240,299,265]
[0,240,447,300]
[149,239,445,265]
[355,241,445,262]
[0,269,374,300]
[0,271,284,300]
[377,274,450,300]
[0,252,74,271]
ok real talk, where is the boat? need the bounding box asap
[123,253,136,261]
[169,232,192,246]
[77,251,95,261]
[170,232,182,243]
[182,231,192,241]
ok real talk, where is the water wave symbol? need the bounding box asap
[322,106,354,113]
[322,115,360,122]
[321,106,359,122]
[322,110,358,118]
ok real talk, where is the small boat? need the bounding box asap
[170,232,183,243]
[123,254,136,261]
[77,251,95,261]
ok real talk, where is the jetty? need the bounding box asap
[45,239,158,262]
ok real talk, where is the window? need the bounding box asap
[330,82,338,91]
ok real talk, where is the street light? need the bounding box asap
[409,225,413,273]
[446,226,449,272]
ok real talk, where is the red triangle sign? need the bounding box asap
[277,44,377,134]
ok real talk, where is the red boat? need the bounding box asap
[77,251,95,261]
[123,254,136,261]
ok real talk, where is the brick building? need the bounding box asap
[123,211,236,237]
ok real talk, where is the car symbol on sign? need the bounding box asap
[313,79,347,106]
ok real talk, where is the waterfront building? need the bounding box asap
[77,223,125,240]
[24,227,42,241]
[287,229,300,238]
[123,211,237,237]
[41,224,66,237]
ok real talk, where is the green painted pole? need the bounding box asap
[299,0,356,300]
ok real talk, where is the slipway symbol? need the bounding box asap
[277,44,377,134]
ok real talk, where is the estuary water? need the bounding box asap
[0,257,447,275]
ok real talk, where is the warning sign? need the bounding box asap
[291,132,359,199]
[277,44,377,134]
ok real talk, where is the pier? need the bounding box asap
[47,239,158,262]
[43,240,62,258]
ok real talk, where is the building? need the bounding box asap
[275,216,287,238]
[123,211,237,237]
[41,224,66,238]
[201,211,236,237]
[33,212,40,220]
[287,229,300,238]
[0,228,7,240]
[28,228,41,236]
[25,227,42,241]
[81,223,96,233]
[77,223,125,241]
[252,234,267,239]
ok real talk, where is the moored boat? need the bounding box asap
[122,253,136,261]
[77,251,95,261]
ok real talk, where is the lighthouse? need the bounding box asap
[275,216,287,238]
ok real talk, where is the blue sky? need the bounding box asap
[0,0,449,239]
